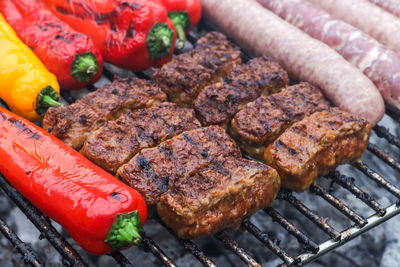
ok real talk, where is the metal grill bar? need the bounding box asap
[140,233,177,267]
[263,207,319,252]
[156,218,217,267]
[278,190,341,240]
[353,160,400,199]
[295,203,400,265]
[241,219,295,265]
[386,109,400,123]
[60,90,76,105]
[214,231,261,267]
[110,252,133,267]
[309,184,367,226]
[0,217,42,267]
[0,174,87,267]
[103,67,115,81]
[327,171,386,215]
[87,84,97,92]
[368,143,400,173]
[373,125,400,148]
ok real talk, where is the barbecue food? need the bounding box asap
[309,0,400,54]
[259,0,400,115]
[264,108,371,192]
[80,103,201,174]
[153,31,242,106]
[231,83,330,159]
[194,57,289,127]
[368,0,400,17]
[0,107,147,255]
[157,157,280,239]
[43,77,166,149]
[116,126,241,207]
[201,0,384,125]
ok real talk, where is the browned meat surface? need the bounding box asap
[80,103,201,174]
[231,82,330,159]
[116,126,241,207]
[194,57,289,127]
[43,77,166,149]
[153,32,242,107]
[157,157,280,239]
[264,108,371,192]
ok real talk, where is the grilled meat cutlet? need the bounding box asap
[116,126,242,207]
[153,32,242,107]
[43,77,166,149]
[264,108,371,192]
[231,83,330,159]
[157,157,280,239]
[194,57,289,127]
[80,103,201,174]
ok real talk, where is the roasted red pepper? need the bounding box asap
[42,0,177,71]
[158,0,201,48]
[0,0,103,90]
[0,107,147,255]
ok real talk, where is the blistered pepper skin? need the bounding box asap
[0,107,147,255]
[0,14,60,121]
[42,0,177,71]
[0,0,103,90]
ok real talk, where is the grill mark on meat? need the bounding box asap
[137,156,151,171]
[157,157,281,239]
[116,126,242,207]
[230,82,330,159]
[194,57,289,126]
[80,103,200,173]
[153,31,242,107]
[265,108,372,192]
[43,77,167,149]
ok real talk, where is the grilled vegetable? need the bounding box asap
[0,107,147,255]
[42,0,177,71]
[0,0,103,90]
[0,14,60,121]
[158,0,201,48]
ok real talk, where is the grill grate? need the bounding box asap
[1,23,400,267]
[0,217,41,267]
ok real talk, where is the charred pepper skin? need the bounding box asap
[42,0,177,71]
[158,0,201,48]
[0,14,60,122]
[0,107,147,255]
[0,0,103,90]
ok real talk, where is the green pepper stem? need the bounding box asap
[162,36,171,48]
[40,95,62,108]
[175,24,186,49]
[168,11,190,49]
[35,86,62,116]
[105,211,143,251]
[70,52,99,83]
[146,22,174,60]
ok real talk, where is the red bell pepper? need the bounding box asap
[0,0,103,90]
[41,0,177,71]
[0,107,147,255]
[159,0,201,48]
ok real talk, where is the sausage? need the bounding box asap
[258,0,400,114]
[368,0,400,17]
[201,0,384,125]
[309,0,400,54]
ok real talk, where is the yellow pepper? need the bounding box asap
[0,14,60,121]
